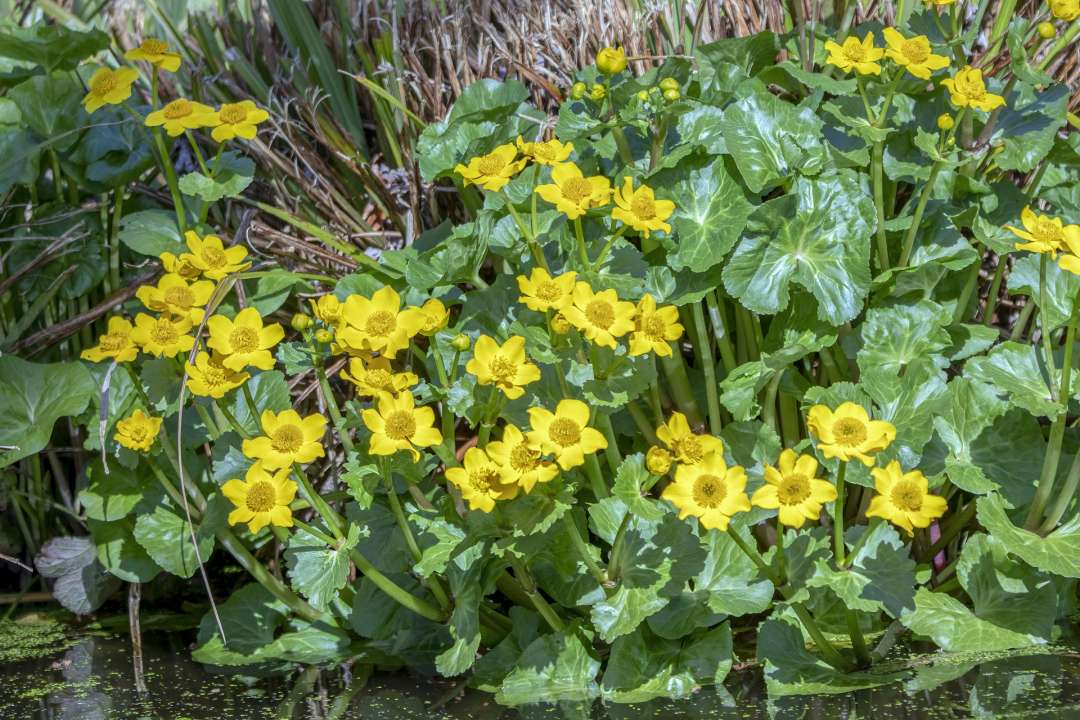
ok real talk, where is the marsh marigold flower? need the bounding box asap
[562,282,636,349]
[179,231,251,280]
[160,251,200,280]
[628,294,683,357]
[417,298,449,336]
[527,399,607,471]
[937,113,955,130]
[516,136,574,166]
[310,294,345,328]
[206,307,285,371]
[882,29,949,80]
[341,356,418,399]
[1050,0,1080,21]
[209,100,269,142]
[824,33,884,75]
[223,462,297,533]
[242,410,327,469]
[517,268,576,313]
[124,38,182,71]
[339,286,425,359]
[362,392,442,462]
[535,163,612,219]
[596,46,627,75]
[454,144,527,191]
[82,67,138,114]
[130,313,195,358]
[1059,234,1080,276]
[646,446,673,475]
[81,316,139,363]
[114,409,162,452]
[136,272,215,323]
[1005,206,1078,257]
[866,461,947,534]
[657,411,723,465]
[486,423,558,493]
[752,450,837,528]
[145,98,216,137]
[467,335,541,400]
[662,454,751,531]
[185,351,249,399]
[807,402,896,467]
[940,66,1006,112]
[611,178,675,237]
[445,447,519,512]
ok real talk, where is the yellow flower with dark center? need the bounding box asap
[516,135,574,166]
[114,409,162,452]
[1050,0,1080,21]
[341,356,418,399]
[124,38,182,72]
[338,286,426,359]
[1059,232,1080,276]
[82,67,139,114]
[628,294,683,357]
[534,162,612,219]
[807,402,896,467]
[751,449,838,528]
[185,351,249,399]
[418,298,449,336]
[940,66,1006,112]
[1005,206,1078,257]
[517,268,576,313]
[222,462,297,533]
[611,178,675,237]
[242,409,327,469]
[656,411,723,465]
[882,28,950,80]
[209,100,269,143]
[824,32,885,75]
[596,46,628,75]
[445,447,519,512]
[160,251,201,280]
[310,294,345,328]
[362,391,443,462]
[81,316,139,363]
[130,313,195,358]
[178,231,251,280]
[527,399,607,470]
[206,307,285,371]
[145,98,216,137]
[646,446,673,475]
[454,144,527,191]
[866,461,947,535]
[561,282,636,349]
[466,335,541,400]
[662,453,751,531]
[486,423,558,493]
[135,272,215,323]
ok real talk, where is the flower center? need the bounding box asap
[842,43,868,63]
[163,99,193,119]
[832,418,867,447]
[643,315,667,341]
[201,246,226,267]
[585,299,615,329]
[365,368,393,391]
[901,39,929,63]
[630,194,656,219]
[229,327,259,353]
[385,410,416,440]
[91,72,118,95]
[365,310,396,337]
[534,144,556,161]
[469,467,502,494]
[100,333,128,352]
[489,355,518,383]
[535,282,564,303]
[219,103,248,124]
[674,436,705,464]
[1033,218,1063,243]
[202,364,227,387]
[150,319,179,345]
[777,474,812,506]
[164,286,195,308]
[271,424,305,454]
[692,474,727,509]
[140,39,169,55]
[891,480,924,512]
[562,177,594,203]
[509,443,539,472]
[956,73,986,99]
[245,480,277,513]
[549,417,581,447]
[477,153,506,176]
[127,425,148,442]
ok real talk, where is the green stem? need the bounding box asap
[477,386,501,446]
[348,546,446,622]
[595,413,621,475]
[562,514,610,590]
[871,141,890,272]
[241,383,261,425]
[833,462,848,566]
[292,466,344,541]
[627,401,659,445]
[762,371,784,437]
[509,556,565,632]
[193,403,221,440]
[591,225,628,271]
[584,453,608,500]
[382,459,453,610]
[659,352,704,427]
[982,255,1007,326]
[151,128,187,234]
[953,243,984,324]
[216,529,324,623]
[706,292,738,374]
[1038,254,1059,402]
[291,517,338,547]
[315,357,355,455]
[897,161,944,268]
[573,217,590,269]
[215,400,249,439]
[504,190,548,271]
[691,302,722,435]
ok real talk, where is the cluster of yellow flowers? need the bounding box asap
[1006,206,1080,276]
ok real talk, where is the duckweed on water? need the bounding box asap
[0,617,76,664]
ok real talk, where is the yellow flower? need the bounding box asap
[114,409,162,453]
[82,67,139,114]
[550,312,572,334]
[866,461,947,535]
[310,294,344,328]
[124,38,182,72]
[242,409,327,470]
[824,32,885,76]
[1050,0,1080,21]
[184,351,249,399]
[561,282,636,349]
[527,399,607,471]
[534,163,612,219]
[362,392,443,462]
[338,286,425,359]
[751,450,838,528]
[937,113,955,130]
[486,423,558,493]
[516,135,574,166]
[611,178,675,237]
[223,462,297,533]
[445,447,519,512]
[940,66,1006,112]
[418,298,449,336]
[1005,206,1078,257]
[924,0,955,5]
[145,98,216,137]
[341,356,418,399]
[646,446,673,475]
[135,273,215,323]
[466,335,541,400]
[596,46,628,75]
[807,402,896,467]
[210,100,270,143]
[882,28,950,80]
[130,313,195,358]
[656,411,723,465]
[160,251,201,279]
[454,144,527,192]
[1059,233,1080,276]
[662,454,751,531]
[628,294,683,357]
[81,316,139,363]
[517,268,576,313]
[179,231,251,280]
[206,307,285,371]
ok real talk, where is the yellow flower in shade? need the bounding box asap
[418,298,449,336]
[882,28,950,80]
[81,316,139,363]
[656,411,723,465]
[527,399,607,471]
[662,454,751,531]
[223,462,297,533]
[341,356,418,399]
[185,351,250,399]
[362,391,443,462]
[454,144,527,192]
[114,409,162,453]
[807,402,896,467]
[486,423,558,493]
[178,231,251,280]
[338,286,426,359]
[751,450,838,528]
[242,409,327,470]
[611,178,675,237]
[550,312,572,335]
[124,38,182,72]
[534,163,612,219]
[1005,206,1078,257]
[517,268,576,313]
[561,282,636,349]
[210,100,270,143]
[130,313,195,358]
[82,67,139,114]
[1050,0,1080,21]
[940,66,1006,112]
[646,446,673,475]
[924,0,955,5]
[206,307,285,371]
[824,33,885,75]
[135,273,215,323]
[445,447,519,512]
[628,294,683,357]
[466,335,541,400]
[596,46,628,76]
[1059,234,1080,276]
[866,461,947,535]
[160,251,201,280]
[310,294,345,328]
[516,135,574,166]
[145,98,216,137]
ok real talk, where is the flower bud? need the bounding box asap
[550,312,571,335]
[636,90,649,102]
[590,83,606,101]
[1038,21,1056,39]
[662,88,680,102]
[646,446,673,475]
[658,77,680,92]
[596,46,627,76]
[290,313,312,332]
[570,81,587,100]
[450,333,471,352]
[936,112,954,131]
[314,328,333,344]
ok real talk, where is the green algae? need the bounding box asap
[0,616,76,663]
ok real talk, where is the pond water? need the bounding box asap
[2,621,1080,719]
